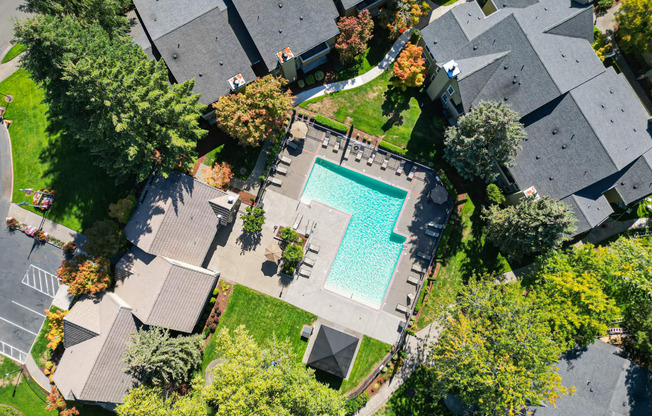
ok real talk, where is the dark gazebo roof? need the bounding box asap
[307,325,360,379]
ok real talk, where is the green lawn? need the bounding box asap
[1,44,26,64]
[337,25,394,81]
[415,195,511,330]
[30,306,62,367]
[202,141,260,181]
[201,285,317,372]
[300,70,445,161]
[340,336,390,393]
[1,69,132,232]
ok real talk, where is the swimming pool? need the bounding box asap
[301,158,407,309]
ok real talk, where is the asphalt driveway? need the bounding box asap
[0,0,30,56]
[0,228,62,362]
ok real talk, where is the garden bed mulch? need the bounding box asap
[202,281,233,348]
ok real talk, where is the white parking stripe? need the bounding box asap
[22,265,59,297]
[0,316,38,336]
[0,340,28,363]
[11,301,46,318]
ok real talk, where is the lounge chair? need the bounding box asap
[308,243,320,253]
[417,251,432,261]
[367,154,375,165]
[407,166,417,180]
[299,267,311,278]
[303,257,316,267]
[344,147,351,160]
[407,275,420,285]
[396,161,405,176]
[396,304,408,314]
[333,140,340,153]
[279,155,292,165]
[305,219,314,236]
[427,222,445,229]
[407,293,415,305]
[292,213,303,230]
[356,150,363,161]
[381,158,389,170]
[412,263,425,274]
[322,135,330,148]
[275,165,288,175]
[270,177,283,186]
[287,140,298,150]
[425,229,440,238]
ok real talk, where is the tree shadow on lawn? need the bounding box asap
[405,99,446,162]
[196,121,261,180]
[381,85,410,131]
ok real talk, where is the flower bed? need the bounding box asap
[6,217,67,249]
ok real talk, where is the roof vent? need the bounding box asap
[278,2,282,7]
[634,184,639,189]
[634,128,637,132]
[562,144,567,149]
[536,155,540,160]
[504,65,509,70]
[601,104,605,108]
[576,59,580,63]
[433,40,438,44]
[610,89,614,94]
[300,15,303,20]
[219,61,223,65]
[549,176,554,180]
[228,196,235,204]
[621,108,625,112]
[279,29,283,33]
[504,97,508,101]
[552,128,558,135]
[199,73,203,77]
[473,45,478,50]
[173,53,177,59]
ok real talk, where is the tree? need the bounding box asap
[482,196,576,262]
[615,0,652,54]
[241,206,266,233]
[123,327,203,387]
[202,162,234,190]
[84,219,126,258]
[109,194,137,224]
[117,383,208,416]
[486,183,505,205]
[203,326,346,416]
[19,0,130,35]
[14,15,206,181]
[385,0,430,39]
[45,386,79,415]
[44,309,67,350]
[280,227,300,244]
[392,42,427,90]
[213,75,294,147]
[429,278,570,416]
[335,9,374,65]
[444,101,526,182]
[57,254,111,296]
[281,243,303,274]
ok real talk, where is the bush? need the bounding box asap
[345,392,370,415]
[241,206,266,233]
[306,74,316,85]
[378,140,407,156]
[210,297,216,304]
[5,217,18,228]
[33,229,47,243]
[297,79,305,88]
[219,280,231,292]
[108,194,137,224]
[84,219,126,257]
[313,114,348,134]
[315,71,325,81]
[486,183,505,205]
[597,0,612,9]
[62,241,76,255]
[280,227,300,244]
[409,29,421,44]
[57,254,112,296]
[212,287,219,296]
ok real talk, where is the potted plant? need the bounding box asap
[62,241,76,255]
[5,217,18,229]
[33,229,47,243]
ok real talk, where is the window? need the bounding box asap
[441,94,449,103]
[430,74,436,82]
[447,85,455,96]
[435,67,440,74]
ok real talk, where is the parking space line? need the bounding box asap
[11,301,46,318]
[22,265,59,298]
[0,340,28,363]
[0,316,38,336]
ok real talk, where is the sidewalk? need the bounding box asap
[581,218,650,245]
[8,203,87,247]
[294,30,413,105]
[0,51,21,83]
[24,354,50,391]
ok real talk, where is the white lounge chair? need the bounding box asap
[396,304,408,314]
[279,155,292,165]
[275,165,288,175]
[270,177,283,186]
[425,229,440,238]
[303,257,316,267]
[396,161,405,176]
[322,135,330,148]
[308,243,320,253]
[305,219,314,236]
[333,140,340,153]
[407,166,417,180]
[344,147,351,160]
[407,275,420,285]
[427,222,445,229]
[299,267,311,278]
[287,140,299,150]
[407,293,415,305]
[367,154,375,165]
[412,263,425,273]
[292,214,303,230]
[417,251,432,261]
[356,150,363,161]
[381,158,389,170]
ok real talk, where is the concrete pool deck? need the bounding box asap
[209,123,451,345]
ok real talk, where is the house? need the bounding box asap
[131,0,340,105]
[419,0,652,234]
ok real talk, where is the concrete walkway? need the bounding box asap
[293,30,413,105]
[0,123,13,219]
[358,322,444,416]
[8,203,87,248]
[25,354,50,390]
[0,56,20,84]
[581,218,650,245]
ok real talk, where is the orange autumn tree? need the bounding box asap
[203,161,234,190]
[392,42,427,90]
[44,308,67,350]
[57,254,111,296]
[46,386,79,416]
[386,0,430,39]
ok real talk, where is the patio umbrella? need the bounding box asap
[429,185,448,205]
[265,242,283,262]
[290,121,308,139]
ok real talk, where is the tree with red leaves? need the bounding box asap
[46,386,79,415]
[385,0,430,39]
[203,161,234,190]
[57,254,112,296]
[392,42,427,90]
[335,9,374,65]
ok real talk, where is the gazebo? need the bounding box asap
[306,325,360,380]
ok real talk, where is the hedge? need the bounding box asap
[413,288,428,314]
[314,114,349,134]
[378,140,407,156]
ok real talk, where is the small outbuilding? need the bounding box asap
[305,324,361,380]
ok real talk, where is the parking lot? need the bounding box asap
[0,228,62,362]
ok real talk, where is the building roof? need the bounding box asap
[306,325,360,379]
[127,10,154,60]
[53,293,137,404]
[531,340,652,415]
[614,150,652,205]
[231,0,340,72]
[124,171,239,267]
[114,247,218,333]
[339,0,363,11]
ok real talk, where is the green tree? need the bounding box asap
[482,196,576,262]
[429,278,570,416]
[203,326,346,416]
[241,206,266,233]
[615,0,652,54]
[123,327,203,387]
[486,183,505,205]
[117,383,208,416]
[212,75,294,147]
[14,15,206,181]
[444,101,526,182]
[280,227,300,244]
[84,219,126,258]
[18,0,130,34]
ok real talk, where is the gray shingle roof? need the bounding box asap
[54,293,137,404]
[133,0,225,41]
[614,150,652,205]
[561,192,613,234]
[127,10,154,60]
[115,247,218,333]
[531,340,652,415]
[420,11,470,64]
[339,0,363,11]
[231,0,340,71]
[124,171,239,267]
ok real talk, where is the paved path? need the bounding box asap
[8,204,87,248]
[581,218,650,245]
[293,30,413,105]
[358,322,444,416]
[0,123,13,219]
[0,0,30,58]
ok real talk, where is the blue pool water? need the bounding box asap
[301,158,407,309]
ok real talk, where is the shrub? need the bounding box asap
[409,29,421,44]
[62,241,76,255]
[597,0,612,9]
[282,243,303,264]
[345,392,370,416]
[5,217,18,228]
[219,280,231,292]
[212,287,219,296]
[57,254,112,296]
[210,297,216,304]
[280,227,300,244]
[108,194,137,224]
[84,219,126,257]
[486,183,505,205]
[241,206,266,233]
[33,229,47,243]
[297,79,305,88]
[202,161,234,190]
[44,309,67,350]
[306,74,316,85]
[313,114,348,134]
[314,71,325,81]
[378,141,407,156]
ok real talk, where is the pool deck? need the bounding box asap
[209,123,451,345]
